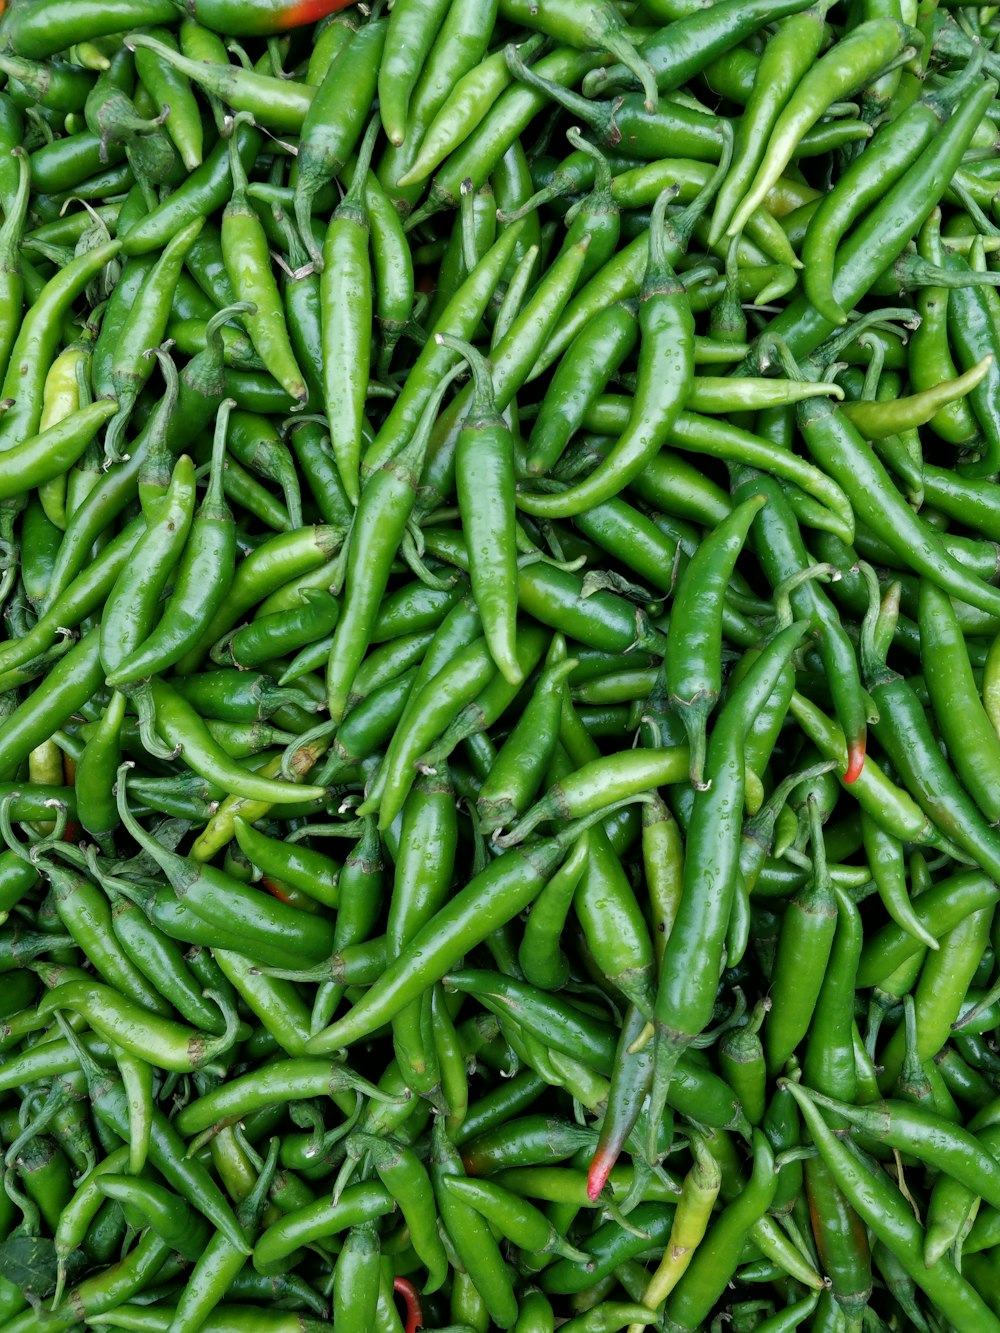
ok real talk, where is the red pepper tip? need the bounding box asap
[843,738,866,785]
[586,1149,615,1202]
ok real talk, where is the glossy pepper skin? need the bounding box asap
[12,4,1000,1331]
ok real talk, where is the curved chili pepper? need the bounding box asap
[37,977,239,1072]
[308,801,649,1054]
[753,73,997,363]
[785,1079,1000,1333]
[515,185,698,519]
[378,0,451,148]
[709,4,828,246]
[251,1180,396,1277]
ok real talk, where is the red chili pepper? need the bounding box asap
[393,1276,423,1333]
[190,0,357,36]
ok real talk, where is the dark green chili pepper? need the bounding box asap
[348,1131,449,1293]
[857,565,1000,883]
[501,0,657,107]
[233,815,339,908]
[592,0,824,102]
[52,1013,250,1255]
[432,1116,519,1329]
[764,796,838,1075]
[252,1180,397,1273]
[586,1002,656,1203]
[731,456,866,786]
[435,334,520,685]
[526,302,639,479]
[517,828,589,992]
[166,1136,283,1330]
[295,17,385,268]
[325,364,465,723]
[647,622,809,1151]
[804,1152,873,1329]
[477,656,578,832]
[105,396,238,686]
[101,219,204,462]
[363,222,524,476]
[719,998,770,1126]
[542,1202,676,1300]
[95,1175,210,1261]
[858,869,999,989]
[918,576,1000,824]
[662,492,766,787]
[861,812,938,952]
[116,770,335,967]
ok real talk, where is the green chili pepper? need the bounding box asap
[435,334,520,683]
[308,801,648,1053]
[786,1080,1000,1332]
[220,123,306,403]
[318,115,382,502]
[647,622,809,1141]
[709,5,828,246]
[378,0,451,147]
[333,1222,382,1333]
[662,493,767,787]
[101,218,204,462]
[516,186,698,519]
[295,17,385,268]
[325,363,465,722]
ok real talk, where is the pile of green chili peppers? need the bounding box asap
[7,0,1000,1328]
